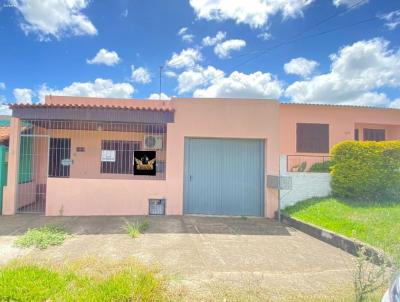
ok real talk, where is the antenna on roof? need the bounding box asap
[159,65,164,100]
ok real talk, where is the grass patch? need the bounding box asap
[0,256,383,302]
[284,197,400,260]
[0,259,166,302]
[123,220,150,238]
[14,225,69,250]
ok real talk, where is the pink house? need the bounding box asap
[2,96,400,218]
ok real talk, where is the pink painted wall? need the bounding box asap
[6,96,400,218]
[280,104,400,156]
[46,178,168,216]
[166,98,280,218]
[45,98,281,218]
[2,117,20,215]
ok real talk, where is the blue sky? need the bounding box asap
[0,0,400,111]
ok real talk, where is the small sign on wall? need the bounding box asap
[61,158,73,166]
[134,151,156,176]
[101,150,116,162]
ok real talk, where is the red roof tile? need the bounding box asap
[9,102,174,112]
[8,95,174,112]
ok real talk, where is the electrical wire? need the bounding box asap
[164,0,369,70]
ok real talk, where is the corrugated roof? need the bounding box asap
[9,103,174,112]
[280,102,400,110]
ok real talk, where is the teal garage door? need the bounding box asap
[184,138,264,216]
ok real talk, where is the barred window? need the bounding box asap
[363,129,385,141]
[100,140,140,174]
[49,138,71,178]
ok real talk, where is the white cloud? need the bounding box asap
[257,31,272,41]
[389,98,400,109]
[193,71,283,99]
[202,31,226,46]
[343,92,390,107]
[0,105,12,116]
[285,38,400,106]
[189,0,314,28]
[284,57,319,78]
[121,9,128,18]
[0,82,5,90]
[332,0,368,8]
[131,66,151,84]
[166,48,202,69]
[178,27,188,35]
[148,93,171,100]
[13,88,33,104]
[214,39,246,59]
[177,65,224,94]
[39,78,134,100]
[380,9,400,31]
[87,49,121,66]
[164,71,177,78]
[13,0,97,40]
[178,27,194,43]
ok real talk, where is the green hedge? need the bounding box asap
[330,141,400,202]
[309,160,332,172]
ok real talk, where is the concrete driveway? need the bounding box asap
[0,215,355,300]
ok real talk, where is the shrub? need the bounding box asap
[309,160,332,172]
[123,220,150,238]
[330,141,400,202]
[353,246,389,302]
[291,161,307,172]
[14,225,69,250]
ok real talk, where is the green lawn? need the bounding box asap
[284,197,400,260]
[0,260,167,302]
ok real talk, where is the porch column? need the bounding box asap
[2,117,21,215]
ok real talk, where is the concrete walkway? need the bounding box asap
[0,215,355,299]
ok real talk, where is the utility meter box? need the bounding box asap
[149,199,166,215]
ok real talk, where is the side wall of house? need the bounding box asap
[280,105,400,156]
[46,98,281,218]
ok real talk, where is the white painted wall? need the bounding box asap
[280,155,331,208]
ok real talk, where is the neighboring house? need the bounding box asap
[280,104,400,171]
[0,117,32,214]
[0,118,11,214]
[2,96,400,217]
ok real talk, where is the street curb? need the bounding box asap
[281,214,390,266]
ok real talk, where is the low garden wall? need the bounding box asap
[280,155,331,208]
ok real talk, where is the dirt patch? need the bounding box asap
[0,236,31,265]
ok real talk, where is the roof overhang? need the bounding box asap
[10,104,175,124]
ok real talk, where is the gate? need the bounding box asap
[184,138,264,216]
[16,134,49,214]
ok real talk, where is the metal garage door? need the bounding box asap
[184,138,264,216]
